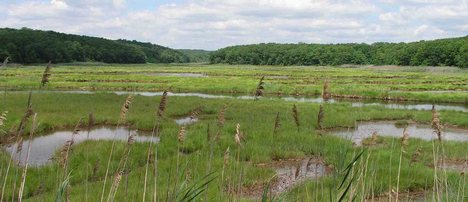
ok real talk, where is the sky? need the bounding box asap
[0,0,467,50]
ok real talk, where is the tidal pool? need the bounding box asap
[5,127,159,166]
[330,121,468,145]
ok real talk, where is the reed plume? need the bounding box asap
[273,112,281,135]
[41,61,52,86]
[431,105,443,142]
[119,95,133,124]
[178,126,186,144]
[322,79,331,100]
[401,127,409,149]
[17,91,34,137]
[370,132,378,145]
[157,90,168,118]
[60,119,82,169]
[1,92,32,202]
[234,123,242,147]
[411,147,422,164]
[224,147,230,166]
[217,104,227,128]
[107,132,135,201]
[317,105,324,130]
[18,113,37,202]
[254,76,265,100]
[190,106,203,120]
[292,104,300,131]
[0,111,7,127]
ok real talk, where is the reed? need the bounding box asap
[157,90,168,118]
[254,76,265,100]
[41,61,52,86]
[273,112,281,136]
[107,132,135,201]
[396,127,409,200]
[431,105,442,142]
[17,113,37,202]
[317,104,324,130]
[1,92,33,202]
[101,95,133,202]
[215,104,227,142]
[292,104,300,131]
[85,112,94,202]
[322,79,331,100]
[144,91,169,201]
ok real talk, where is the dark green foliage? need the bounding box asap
[177,49,212,63]
[210,36,468,68]
[0,28,189,64]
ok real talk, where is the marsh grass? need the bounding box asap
[1,92,468,201]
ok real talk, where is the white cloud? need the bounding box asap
[1,0,467,49]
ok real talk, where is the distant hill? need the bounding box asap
[210,36,468,68]
[177,49,212,63]
[0,28,189,64]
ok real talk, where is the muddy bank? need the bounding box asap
[242,157,331,197]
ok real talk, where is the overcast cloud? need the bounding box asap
[1,0,467,50]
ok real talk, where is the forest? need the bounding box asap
[210,36,468,68]
[0,28,190,64]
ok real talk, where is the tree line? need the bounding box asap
[210,36,468,68]
[0,28,189,64]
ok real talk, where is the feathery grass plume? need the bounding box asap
[178,126,186,144]
[273,112,281,135]
[234,123,242,147]
[370,132,378,145]
[107,132,135,201]
[2,56,9,67]
[0,111,7,126]
[60,119,82,168]
[292,104,300,131]
[431,105,443,142]
[401,127,410,149]
[17,91,34,138]
[224,147,230,166]
[18,113,37,202]
[41,61,52,86]
[0,111,7,134]
[317,104,324,130]
[397,127,410,200]
[157,90,168,117]
[254,76,265,100]
[0,91,32,202]
[119,95,133,124]
[411,147,422,164]
[190,106,203,120]
[217,104,227,128]
[322,79,331,101]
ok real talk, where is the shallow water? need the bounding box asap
[5,90,468,112]
[331,121,468,145]
[5,127,159,166]
[175,116,198,125]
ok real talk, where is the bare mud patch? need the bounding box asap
[242,157,332,197]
